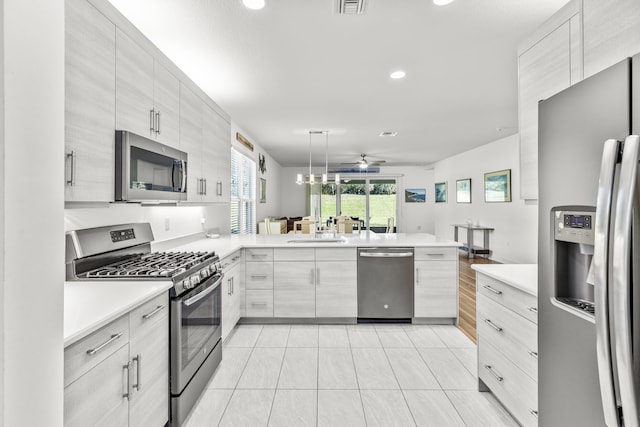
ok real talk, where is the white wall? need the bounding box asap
[432,134,538,263]
[3,0,65,426]
[231,122,283,225]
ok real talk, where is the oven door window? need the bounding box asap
[130,146,184,192]
[180,280,221,369]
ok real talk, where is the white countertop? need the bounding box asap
[471,264,538,296]
[168,232,461,260]
[64,281,172,347]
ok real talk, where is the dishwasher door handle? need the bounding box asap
[359,252,413,258]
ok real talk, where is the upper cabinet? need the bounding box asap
[115,30,180,148]
[517,1,582,200]
[65,0,232,204]
[64,0,116,202]
[583,0,640,78]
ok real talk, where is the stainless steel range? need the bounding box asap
[66,223,223,427]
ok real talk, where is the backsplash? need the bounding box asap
[64,203,231,244]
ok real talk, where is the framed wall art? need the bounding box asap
[405,188,426,203]
[434,182,447,203]
[456,178,471,203]
[259,178,267,203]
[484,169,511,202]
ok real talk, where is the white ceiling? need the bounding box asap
[107,0,568,168]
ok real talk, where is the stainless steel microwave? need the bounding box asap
[115,130,188,202]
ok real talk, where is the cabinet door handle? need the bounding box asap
[203,178,207,195]
[156,110,161,135]
[149,108,155,132]
[66,151,76,186]
[123,361,132,400]
[86,332,123,356]
[310,269,315,285]
[527,306,538,313]
[528,350,538,359]
[482,285,502,295]
[484,365,503,382]
[231,277,234,294]
[316,268,320,285]
[483,318,503,332]
[529,409,538,418]
[142,304,166,320]
[133,354,142,391]
[416,268,420,284]
[217,181,223,196]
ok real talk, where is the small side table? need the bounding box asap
[451,224,494,259]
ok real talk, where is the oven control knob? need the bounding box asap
[182,278,192,290]
[190,274,200,287]
[200,267,210,279]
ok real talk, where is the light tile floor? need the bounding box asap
[184,324,518,427]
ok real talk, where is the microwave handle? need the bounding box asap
[180,160,187,192]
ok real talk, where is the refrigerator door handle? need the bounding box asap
[594,138,623,427]
[613,134,640,427]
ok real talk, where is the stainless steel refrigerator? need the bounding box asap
[538,55,640,426]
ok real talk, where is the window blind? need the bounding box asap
[230,148,256,234]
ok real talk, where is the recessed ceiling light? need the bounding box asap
[380,131,398,137]
[243,0,265,10]
[390,70,406,79]
[433,0,454,5]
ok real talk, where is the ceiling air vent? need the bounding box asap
[337,0,366,15]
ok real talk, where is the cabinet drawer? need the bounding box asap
[315,247,357,261]
[477,273,538,324]
[415,247,458,261]
[221,250,243,269]
[129,293,168,336]
[477,295,537,381]
[245,248,273,262]
[245,290,273,317]
[245,262,273,289]
[477,293,537,352]
[64,315,130,387]
[479,339,538,427]
[274,248,315,261]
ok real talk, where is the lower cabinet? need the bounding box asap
[414,248,458,319]
[221,250,243,340]
[64,293,169,427]
[315,248,357,318]
[274,249,316,317]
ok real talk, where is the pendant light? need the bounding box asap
[295,130,339,185]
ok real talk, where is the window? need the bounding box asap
[230,148,256,234]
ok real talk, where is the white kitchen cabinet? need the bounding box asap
[179,83,204,202]
[221,250,243,340]
[476,272,538,427]
[315,248,357,318]
[128,294,169,427]
[245,249,274,317]
[203,104,231,202]
[152,61,180,147]
[64,0,116,202]
[517,0,582,200]
[274,248,316,317]
[64,293,169,427]
[583,0,640,79]
[414,260,457,318]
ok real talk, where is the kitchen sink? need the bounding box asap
[287,237,346,243]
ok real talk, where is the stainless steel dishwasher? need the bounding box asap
[357,247,414,320]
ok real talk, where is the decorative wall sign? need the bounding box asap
[259,178,267,203]
[405,188,426,203]
[236,132,254,151]
[258,153,267,174]
[456,178,472,203]
[435,182,447,203]
[484,169,511,202]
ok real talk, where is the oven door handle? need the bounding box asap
[183,275,223,307]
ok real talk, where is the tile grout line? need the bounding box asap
[265,326,291,426]
[346,325,369,427]
[316,326,320,427]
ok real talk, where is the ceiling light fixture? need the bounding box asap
[296,131,340,186]
[242,0,266,10]
[390,70,406,79]
[433,0,454,6]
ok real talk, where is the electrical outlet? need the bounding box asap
[164,217,170,231]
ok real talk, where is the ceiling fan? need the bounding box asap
[341,154,387,169]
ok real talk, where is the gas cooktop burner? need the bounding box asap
[85,251,216,279]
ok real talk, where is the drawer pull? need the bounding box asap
[251,302,268,307]
[484,319,503,332]
[528,350,538,359]
[529,409,538,417]
[86,332,123,356]
[250,274,268,279]
[142,305,166,320]
[484,365,504,382]
[527,306,538,314]
[482,285,502,295]
[251,254,268,258]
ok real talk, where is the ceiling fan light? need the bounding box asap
[359,163,368,169]
[242,0,266,10]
